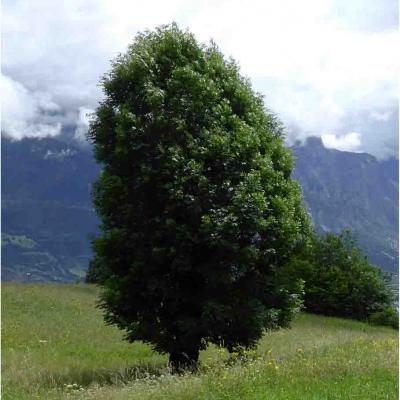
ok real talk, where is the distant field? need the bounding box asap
[2,284,398,400]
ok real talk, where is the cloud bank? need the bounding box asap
[2,0,398,157]
[321,132,361,152]
[1,74,61,139]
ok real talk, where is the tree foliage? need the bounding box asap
[89,24,310,369]
[283,230,396,322]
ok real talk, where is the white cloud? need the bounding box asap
[74,107,94,142]
[188,0,398,156]
[1,0,398,157]
[44,148,77,160]
[1,74,61,139]
[321,132,362,152]
[371,111,392,122]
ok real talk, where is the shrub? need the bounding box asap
[283,230,396,322]
[369,307,398,330]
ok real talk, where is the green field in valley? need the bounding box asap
[2,284,398,399]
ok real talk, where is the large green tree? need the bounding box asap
[89,24,309,369]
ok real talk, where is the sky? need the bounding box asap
[1,0,399,158]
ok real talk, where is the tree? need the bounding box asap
[283,230,396,321]
[85,259,102,284]
[89,24,310,370]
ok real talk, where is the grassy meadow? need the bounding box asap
[2,284,398,399]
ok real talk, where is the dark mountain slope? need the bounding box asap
[2,137,100,282]
[1,136,398,281]
[292,137,398,273]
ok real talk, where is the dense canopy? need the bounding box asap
[89,24,310,368]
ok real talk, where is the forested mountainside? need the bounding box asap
[292,137,398,274]
[2,136,398,282]
[2,137,100,282]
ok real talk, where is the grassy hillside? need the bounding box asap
[2,284,398,399]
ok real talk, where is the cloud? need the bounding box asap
[74,107,94,142]
[2,0,188,142]
[1,0,398,157]
[1,74,62,139]
[371,111,392,122]
[188,0,399,157]
[321,132,361,152]
[44,148,77,160]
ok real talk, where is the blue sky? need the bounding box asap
[1,0,398,157]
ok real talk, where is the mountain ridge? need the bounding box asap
[2,135,398,281]
[292,136,398,274]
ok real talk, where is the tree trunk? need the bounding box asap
[169,348,199,373]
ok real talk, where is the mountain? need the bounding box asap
[1,136,398,282]
[292,137,398,274]
[2,137,100,282]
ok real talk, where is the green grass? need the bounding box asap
[2,284,398,399]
